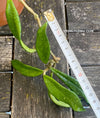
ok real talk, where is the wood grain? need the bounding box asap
[12,0,72,118]
[0,36,13,71]
[0,26,11,36]
[66,2,100,31]
[0,73,11,112]
[68,32,100,65]
[72,66,100,118]
[0,114,10,118]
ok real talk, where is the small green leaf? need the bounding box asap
[36,22,50,64]
[12,60,43,77]
[49,92,70,108]
[43,75,85,111]
[6,0,36,53]
[50,68,88,103]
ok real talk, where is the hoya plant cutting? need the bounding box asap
[6,0,89,112]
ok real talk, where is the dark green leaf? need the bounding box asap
[51,67,81,87]
[6,0,36,53]
[50,68,88,103]
[12,60,43,77]
[36,22,50,64]
[49,92,70,108]
[43,75,85,111]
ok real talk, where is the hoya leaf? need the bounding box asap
[50,68,88,103]
[51,67,81,87]
[49,92,70,108]
[36,22,50,64]
[6,0,21,40]
[6,0,36,53]
[43,75,85,111]
[12,60,43,77]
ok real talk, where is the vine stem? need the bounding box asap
[50,51,60,63]
[43,68,49,75]
[19,0,42,27]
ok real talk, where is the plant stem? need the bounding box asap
[43,68,49,75]
[19,0,42,27]
[50,51,60,63]
[43,59,56,75]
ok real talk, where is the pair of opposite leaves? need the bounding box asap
[12,60,87,111]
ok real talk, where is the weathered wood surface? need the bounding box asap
[66,2,100,31]
[0,37,13,71]
[0,36,12,118]
[12,0,72,118]
[0,114,10,118]
[0,36,12,114]
[72,66,100,118]
[0,26,11,36]
[68,32,100,65]
[0,73,11,112]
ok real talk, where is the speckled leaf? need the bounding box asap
[36,23,50,64]
[12,60,43,77]
[43,75,85,111]
[51,67,81,87]
[50,68,88,103]
[6,0,36,53]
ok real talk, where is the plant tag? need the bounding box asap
[44,9,100,118]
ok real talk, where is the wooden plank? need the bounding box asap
[68,32,100,65]
[0,36,13,71]
[0,114,10,118]
[12,0,72,118]
[0,73,11,112]
[0,26,11,36]
[72,66,100,118]
[66,2,100,30]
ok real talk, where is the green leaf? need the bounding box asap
[12,60,43,77]
[43,75,85,111]
[19,40,36,53]
[6,0,36,53]
[50,68,88,103]
[36,22,50,64]
[51,68,81,87]
[6,0,21,40]
[49,92,70,108]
